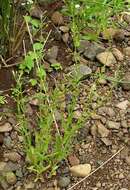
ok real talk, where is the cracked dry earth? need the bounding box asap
[0,4,130,190]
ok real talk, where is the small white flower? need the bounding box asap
[75,4,80,9]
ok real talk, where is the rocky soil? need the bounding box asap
[0,2,130,190]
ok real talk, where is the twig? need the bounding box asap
[2,62,21,68]
[68,146,124,190]
[0,55,8,67]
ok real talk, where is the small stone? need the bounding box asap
[125,156,130,165]
[121,120,128,128]
[7,162,19,171]
[96,182,102,188]
[16,169,23,178]
[102,28,118,40]
[90,125,97,138]
[4,152,21,163]
[121,72,130,90]
[116,100,129,110]
[3,136,12,148]
[0,122,12,132]
[30,6,43,19]
[51,11,64,25]
[97,122,109,137]
[58,176,70,188]
[98,78,107,84]
[113,30,125,42]
[106,107,115,117]
[112,48,124,61]
[101,138,112,146]
[29,98,39,106]
[25,104,33,116]
[73,110,82,119]
[70,164,91,177]
[6,172,17,185]
[59,26,69,33]
[69,64,92,81]
[78,40,90,53]
[83,42,105,61]
[68,154,80,166]
[46,46,59,60]
[118,173,124,179]
[62,33,69,43]
[123,14,130,24]
[106,120,120,130]
[24,182,35,189]
[96,51,116,67]
[0,162,10,174]
[54,110,61,122]
[123,47,130,57]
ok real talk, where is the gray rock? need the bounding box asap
[0,162,11,174]
[116,100,129,110]
[90,125,97,138]
[125,156,130,165]
[97,122,110,137]
[96,51,116,67]
[4,152,21,163]
[78,40,90,53]
[24,182,35,189]
[0,122,12,132]
[16,168,23,178]
[6,172,17,185]
[58,176,70,188]
[3,136,12,148]
[106,121,120,130]
[84,42,105,61]
[101,138,112,146]
[121,72,130,90]
[123,46,130,56]
[98,106,115,117]
[121,120,128,128]
[106,107,115,117]
[46,46,59,60]
[7,162,20,171]
[69,64,92,81]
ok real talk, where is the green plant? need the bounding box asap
[11,14,89,178]
[0,95,7,105]
[51,62,62,71]
[63,0,127,62]
[0,0,12,54]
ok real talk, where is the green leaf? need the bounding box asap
[29,79,37,86]
[31,19,41,28]
[37,67,46,79]
[51,63,62,71]
[24,15,31,23]
[25,55,34,71]
[33,43,43,51]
